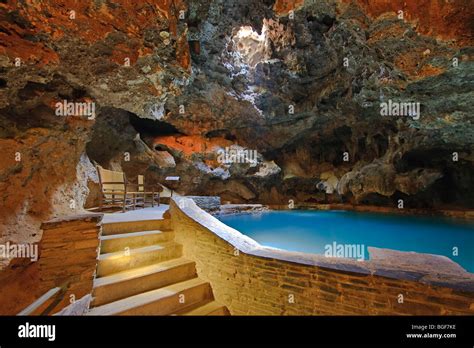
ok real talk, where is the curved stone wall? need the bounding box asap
[170,197,474,315]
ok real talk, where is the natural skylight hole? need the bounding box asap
[232,25,268,68]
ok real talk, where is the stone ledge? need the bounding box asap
[172,197,474,292]
[38,212,102,314]
[41,213,103,229]
[187,196,221,211]
[216,204,269,215]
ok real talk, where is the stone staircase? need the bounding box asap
[87,217,229,316]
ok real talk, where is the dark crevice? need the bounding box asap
[205,129,236,141]
[129,114,181,137]
[396,148,451,171]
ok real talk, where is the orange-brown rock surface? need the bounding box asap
[0,0,191,258]
[1,0,473,259]
[340,0,474,46]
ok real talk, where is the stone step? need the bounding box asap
[87,278,212,315]
[102,219,171,236]
[96,242,182,277]
[100,230,174,254]
[92,258,196,307]
[174,300,230,316]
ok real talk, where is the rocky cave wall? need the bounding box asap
[149,0,474,207]
[0,0,191,254]
[1,0,473,251]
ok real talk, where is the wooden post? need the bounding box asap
[97,166,103,211]
[122,185,127,212]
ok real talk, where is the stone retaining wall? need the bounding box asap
[38,213,102,314]
[170,198,474,315]
[187,196,221,211]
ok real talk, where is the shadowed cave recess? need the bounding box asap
[0,0,473,246]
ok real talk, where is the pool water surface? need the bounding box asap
[217,210,474,273]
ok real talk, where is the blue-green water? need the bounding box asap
[217,210,474,273]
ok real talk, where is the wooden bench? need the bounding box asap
[96,166,160,212]
[135,174,161,208]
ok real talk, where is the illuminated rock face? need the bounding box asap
[0,0,191,244]
[159,0,473,207]
[0,0,473,244]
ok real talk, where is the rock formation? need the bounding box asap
[1,0,473,252]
